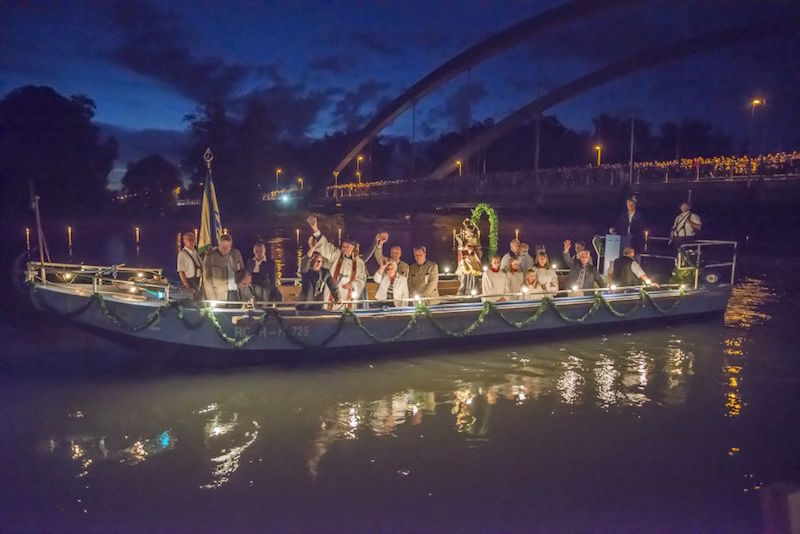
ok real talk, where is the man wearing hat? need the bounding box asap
[306,215,367,310]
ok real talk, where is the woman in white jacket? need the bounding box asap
[531,251,559,297]
[373,259,410,307]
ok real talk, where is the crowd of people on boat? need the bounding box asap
[176,198,701,310]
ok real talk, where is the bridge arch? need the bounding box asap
[427,20,799,179]
[331,0,634,178]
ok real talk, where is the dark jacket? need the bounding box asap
[610,255,640,287]
[615,209,645,251]
[298,256,339,310]
[247,257,282,301]
[565,261,605,290]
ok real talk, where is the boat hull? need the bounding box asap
[28,283,732,352]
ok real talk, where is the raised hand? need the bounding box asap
[563,239,571,253]
[306,215,318,232]
[308,235,317,249]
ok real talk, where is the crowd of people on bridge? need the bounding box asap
[321,151,800,199]
[176,197,705,310]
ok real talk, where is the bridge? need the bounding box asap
[328,3,799,188]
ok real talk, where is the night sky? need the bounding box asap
[2,1,798,186]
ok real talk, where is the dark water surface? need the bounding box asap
[2,213,799,530]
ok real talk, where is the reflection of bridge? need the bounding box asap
[331,3,799,185]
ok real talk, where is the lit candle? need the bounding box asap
[67,226,73,248]
[296,228,300,244]
[194,228,199,241]
[644,230,649,241]
[25,227,30,251]
[515,228,519,240]
[452,228,456,249]
[135,226,140,244]
[338,227,342,246]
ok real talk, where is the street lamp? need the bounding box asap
[297,177,304,189]
[275,168,282,188]
[356,155,364,177]
[456,160,462,176]
[749,98,764,164]
[594,145,602,166]
[356,171,362,184]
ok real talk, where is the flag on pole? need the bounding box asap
[198,148,222,255]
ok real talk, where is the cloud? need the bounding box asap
[427,81,487,130]
[232,83,330,139]
[350,31,403,57]
[309,55,348,74]
[105,1,269,102]
[330,80,392,132]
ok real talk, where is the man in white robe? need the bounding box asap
[306,215,367,310]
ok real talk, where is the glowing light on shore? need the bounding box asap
[134,226,140,244]
[25,227,30,250]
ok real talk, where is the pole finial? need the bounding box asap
[203,148,214,169]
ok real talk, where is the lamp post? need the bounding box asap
[275,167,282,188]
[356,155,364,179]
[749,98,764,167]
[456,160,462,176]
[594,145,602,166]
[355,171,361,184]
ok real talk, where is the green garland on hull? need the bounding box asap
[31,284,686,349]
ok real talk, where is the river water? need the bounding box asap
[1,211,799,530]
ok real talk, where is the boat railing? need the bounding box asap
[27,259,690,312]
[640,238,737,289]
[193,283,688,312]
[27,261,170,300]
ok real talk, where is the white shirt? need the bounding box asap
[252,256,267,272]
[481,269,509,302]
[225,254,237,291]
[177,247,201,278]
[373,271,410,307]
[672,211,701,237]
[506,270,524,298]
[630,260,646,279]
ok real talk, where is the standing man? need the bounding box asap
[500,239,521,271]
[517,243,534,273]
[202,234,247,301]
[247,239,282,302]
[297,250,339,310]
[177,231,202,296]
[306,215,367,310]
[407,245,440,304]
[565,249,605,297]
[670,201,702,254]
[610,197,645,253]
[374,233,409,277]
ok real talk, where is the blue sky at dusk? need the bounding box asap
[2,1,798,186]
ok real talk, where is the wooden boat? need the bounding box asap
[24,240,736,352]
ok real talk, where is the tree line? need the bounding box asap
[0,85,733,219]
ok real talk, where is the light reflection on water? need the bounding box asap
[4,266,798,529]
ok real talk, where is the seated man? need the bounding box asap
[246,239,282,302]
[374,233,409,277]
[297,251,340,310]
[565,249,605,297]
[202,234,247,301]
[481,255,509,302]
[373,258,410,307]
[610,247,659,289]
[500,239,520,271]
[407,245,440,304]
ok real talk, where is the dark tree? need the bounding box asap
[658,119,732,159]
[121,154,182,213]
[0,85,117,220]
